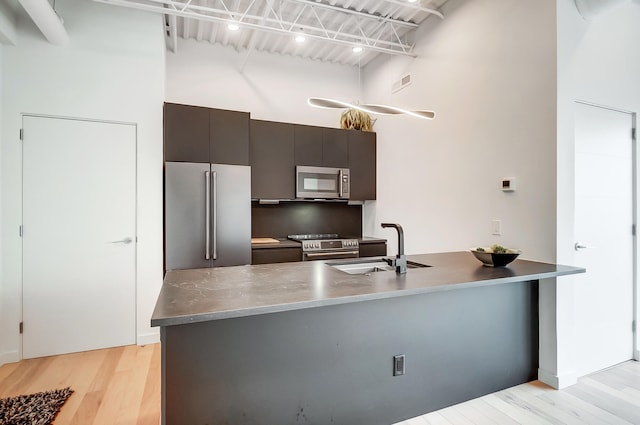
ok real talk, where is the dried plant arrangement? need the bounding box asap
[340,108,375,132]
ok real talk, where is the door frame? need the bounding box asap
[574,100,638,362]
[20,113,138,359]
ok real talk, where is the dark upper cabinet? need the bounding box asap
[322,128,348,168]
[348,130,377,200]
[294,125,323,166]
[164,103,249,165]
[294,125,348,168]
[250,120,295,199]
[210,109,250,165]
[164,103,210,163]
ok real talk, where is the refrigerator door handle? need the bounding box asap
[212,171,218,260]
[205,171,211,260]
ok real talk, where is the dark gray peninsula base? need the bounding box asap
[152,252,583,425]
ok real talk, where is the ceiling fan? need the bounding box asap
[307,97,436,120]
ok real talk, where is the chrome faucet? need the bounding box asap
[381,223,407,274]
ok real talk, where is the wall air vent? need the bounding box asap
[392,74,412,94]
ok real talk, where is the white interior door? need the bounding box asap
[22,115,136,359]
[574,102,635,377]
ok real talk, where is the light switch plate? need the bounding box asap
[492,220,502,236]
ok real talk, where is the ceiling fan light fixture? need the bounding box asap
[407,0,418,3]
[227,22,239,31]
[352,46,363,53]
[295,34,306,43]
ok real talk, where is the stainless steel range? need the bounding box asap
[288,233,359,261]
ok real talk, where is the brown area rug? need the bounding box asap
[0,387,73,425]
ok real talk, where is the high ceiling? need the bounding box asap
[93,0,449,66]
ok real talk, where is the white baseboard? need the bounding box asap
[0,350,20,367]
[137,331,160,346]
[538,367,578,389]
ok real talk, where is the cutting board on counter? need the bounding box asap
[251,238,280,244]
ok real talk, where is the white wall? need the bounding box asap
[556,0,640,379]
[166,39,359,127]
[362,0,557,261]
[0,0,165,364]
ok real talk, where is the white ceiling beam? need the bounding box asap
[18,0,69,45]
[290,0,418,28]
[0,1,18,45]
[93,0,417,56]
[381,0,444,19]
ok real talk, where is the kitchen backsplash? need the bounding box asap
[251,201,362,238]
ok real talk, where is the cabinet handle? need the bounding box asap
[304,251,359,258]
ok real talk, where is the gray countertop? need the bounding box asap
[151,251,584,327]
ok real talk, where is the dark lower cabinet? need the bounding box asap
[164,103,250,165]
[359,242,387,258]
[252,248,302,265]
[348,130,376,200]
[250,120,295,199]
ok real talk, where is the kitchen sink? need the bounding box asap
[328,258,430,275]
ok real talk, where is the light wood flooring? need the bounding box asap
[0,344,160,425]
[0,344,638,424]
[396,360,640,425]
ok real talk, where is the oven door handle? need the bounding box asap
[304,250,359,258]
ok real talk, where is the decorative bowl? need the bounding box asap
[470,247,520,267]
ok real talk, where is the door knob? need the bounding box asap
[574,242,595,251]
[110,237,133,244]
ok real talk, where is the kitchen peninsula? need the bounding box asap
[152,252,584,425]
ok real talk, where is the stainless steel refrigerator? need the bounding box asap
[164,162,251,270]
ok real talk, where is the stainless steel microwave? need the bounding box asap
[296,166,350,199]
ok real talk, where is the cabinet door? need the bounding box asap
[164,103,210,163]
[252,247,302,265]
[210,109,250,165]
[250,120,295,199]
[348,130,377,200]
[359,242,387,258]
[294,125,323,166]
[323,128,348,168]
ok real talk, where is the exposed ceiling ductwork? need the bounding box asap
[574,0,631,19]
[18,0,69,45]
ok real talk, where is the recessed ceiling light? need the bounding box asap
[228,23,239,31]
[352,46,363,53]
[295,34,306,43]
